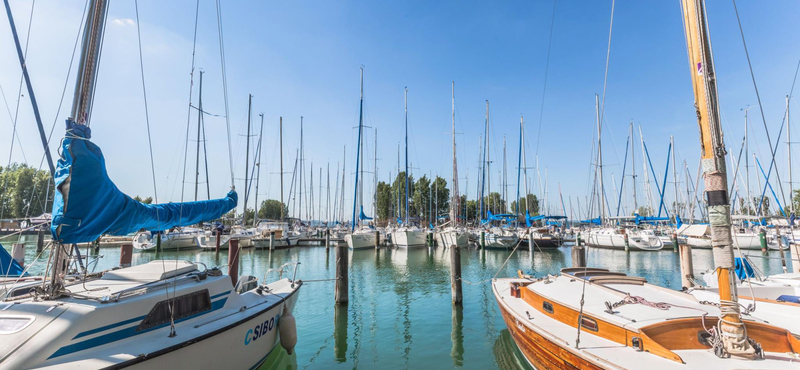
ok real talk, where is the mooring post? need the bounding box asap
[759,229,767,256]
[671,232,678,252]
[776,228,787,272]
[679,243,694,289]
[623,233,630,253]
[335,244,349,304]
[156,232,162,253]
[36,227,44,253]
[228,238,240,286]
[120,244,133,268]
[480,231,485,250]
[215,228,221,254]
[572,245,586,268]
[325,231,330,250]
[375,230,380,249]
[450,244,463,305]
[528,231,534,254]
[576,232,582,246]
[270,232,275,251]
[11,243,24,267]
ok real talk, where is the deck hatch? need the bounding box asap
[137,289,211,331]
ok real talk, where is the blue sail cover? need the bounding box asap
[0,243,26,276]
[359,206,373,221]
[51,121,238,244]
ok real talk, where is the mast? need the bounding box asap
[299,116,304,221]
[671,135,678,221]
[522,116,530,214]
[254,113,264,225]
[451,82,459,225]
[404,87,410,225]
[280,117,284,219]
[788,95,793,214]
[630,122,637,213]
[596,94,605,222]
[480,101,489,221]
[243,94,252,224]
[744,107,752,214]
[516,117,522,219]
[373,129,378,219]
[340,146,346,224]
[194,71,204,201]
[503,135,507,213]
[680,0,755,357]
[351,67,364,231]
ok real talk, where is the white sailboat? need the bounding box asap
[345,67,378,250]
[435,82,469,248]
[0,3,301,368]
[132,227,203,251]
[391,87,426,248]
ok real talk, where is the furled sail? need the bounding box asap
[51,121,238,244]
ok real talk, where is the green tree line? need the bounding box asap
[0,164,52,219]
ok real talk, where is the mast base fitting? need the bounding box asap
[719,324,758,360]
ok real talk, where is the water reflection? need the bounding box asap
[493,330,533,370]
[333,304,348,363]
[451,305,464,367]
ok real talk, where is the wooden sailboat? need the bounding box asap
[436,82,469,248]
[345,67,378,250]
[493,0,800,368]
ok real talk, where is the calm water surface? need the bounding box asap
[1,235,794,369]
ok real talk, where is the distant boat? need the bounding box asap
[434,82,468,248]
[390,87,426,248]
[132,227,203,251]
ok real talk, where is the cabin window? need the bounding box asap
[137,290,211,331]
[0,316,33,334]
[579,316,598,332]
[542,301,554,314]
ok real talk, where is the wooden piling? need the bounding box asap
[36,228,44,253]
[450,244,462,305]
[325,232,330,250]
[215,229,221,254]
[776,228,787,272]
[528,232,534,254]
[228,238,240,286]
[671,233,678,252]
[374,231,380,249]
[11,243,24,267]
[759,230,768,256]
[335,244,349,304]
[679,244,694,289]
[480,231,485,250]
[120,244,133,268]
[623,233,629,253]
[571,245,586,268]
[156,232,162,253]
[270,232,275,251]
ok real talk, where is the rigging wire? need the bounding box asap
[134,0,159,208]
[534,0,557,158]
[215,0,235,191]
[0,0,35,220]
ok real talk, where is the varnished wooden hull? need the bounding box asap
[495,293,604,370]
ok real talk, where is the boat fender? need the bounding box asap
[279,304,297,355]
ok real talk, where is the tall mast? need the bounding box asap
[487,102,491,214]
[340,146,346,224]
[194,71,204,201]
[451,82,459,225]
[516,117,522,219]
[254,113,264,225]
[480,101,489,221]
[788,95,793,213]
[279,117,284,219]
[299,117,304,221]
[351,67,365,231]
[680,0,754,357]
[503,135,507,213]
[404,87,410,225]
[596,94,605,222]
[522,116,529,213]
[630,122,637,213]
[671,135,678,221]
[327,163,330,223]
[243,94,252,223]
[373,129,378,219]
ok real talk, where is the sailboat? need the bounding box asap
[391,88,427,248]
[0,2,300,368]
[492,0,800,368]
[435,82,469,248]
[345,67,378,250]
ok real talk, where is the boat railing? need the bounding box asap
[101,270,205,304]
[262,262,301,288]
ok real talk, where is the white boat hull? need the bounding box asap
[586,229,663,251]
[132,231,201,251]
[391,230,427,248]
[435,230,469,248]
[345,232,378,250]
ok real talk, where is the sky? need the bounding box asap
[1,0,800,221]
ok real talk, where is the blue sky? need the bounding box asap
[2,0,800,220]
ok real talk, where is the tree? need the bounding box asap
[0,163,52,219]
[412,176,431,222]
[376,181,392,220]
[392,171,415,220]
[635,206,653,217]
[431,176,450,217]
[257,199,288,220]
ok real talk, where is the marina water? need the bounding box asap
[2,236,793,369]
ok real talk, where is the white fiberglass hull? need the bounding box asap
[586,229,663,251]
[484,233,519,250]
[391,230,427,248]
[435,230,469,248]
[345,231,378,250]
[132,231,201,251]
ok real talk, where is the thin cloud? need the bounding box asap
[112,18,135,26]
